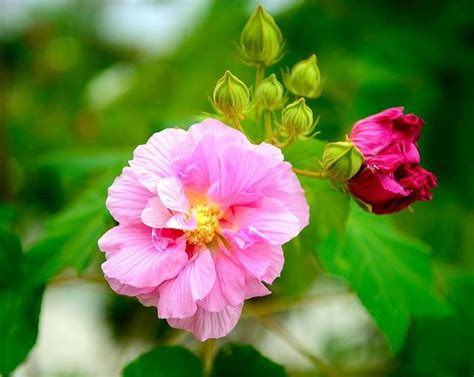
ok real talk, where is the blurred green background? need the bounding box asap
[0,0,473,376]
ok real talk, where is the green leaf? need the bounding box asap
[0,229,22,287]
[0,230,44,376]
[0,286,44,376]
[122,346,204,377]
[22,171,117,287]
[275,175,350,297]
[283,138,325,171]
[212,343,287,377]
[393,270,474,377]
[317,202,449,354]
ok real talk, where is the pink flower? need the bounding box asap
[98,119,309,341]
[348,107,437,214]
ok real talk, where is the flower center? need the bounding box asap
[184,204,220,246]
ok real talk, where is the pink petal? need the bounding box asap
[137,290,159,307]
[198,278,227,312]
[232,199,301,246]
[173,133,224,192]
[198,247,246,312]
[158,250,216,319]
[262,246,284,284]
[167,304,243,341]
[165,212,197,231]
[208,146,276,208]
[157,177,190,212]
[187,118,248,145]
[141,196,172,228]
[105,276,155,297]
[234,242,273,279]
[101,224,188,289]
[245,275,271,299]
[215,249,246,306]
[129,128,187,192]
[106,167,154,224]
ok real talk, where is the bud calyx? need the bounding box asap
[255,74,284,111]
[285,54,322,99]
[322,141,364,181]
[240,5,284,67]
[213,70,250,123]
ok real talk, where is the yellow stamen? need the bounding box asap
[185,205,221,246]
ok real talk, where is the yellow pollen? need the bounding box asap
[185,204,220,246]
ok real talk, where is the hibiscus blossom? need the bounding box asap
[348,107,437,214]
[98,119,309,341]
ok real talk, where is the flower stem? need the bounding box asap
[202,338,217,376]
[264,110,273,142]
[293,167,325,179]
[256,64,265,85]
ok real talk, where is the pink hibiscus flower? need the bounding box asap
[98,119,309,341]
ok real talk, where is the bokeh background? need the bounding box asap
[1,0,473,376]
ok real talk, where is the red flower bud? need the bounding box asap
[347,107,437,214]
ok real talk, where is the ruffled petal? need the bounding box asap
[234,242,273,279]
[100,224,188,289]
[215,249,246,306]
[231,199,301,246]
[244,275,271,299]
[262,246,284,284]
[106,167,154,224]
[158,250,216,319]
[167,304,243,341]
[129,128,187,192]
[141,196,172,228]
[157,177,190,212]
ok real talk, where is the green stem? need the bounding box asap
[254,65,265,121]
[293,167,325,179]
[256,64,265,85]
[264,110,273,142]
[202,338,217,376]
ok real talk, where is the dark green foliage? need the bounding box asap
[212,343,287,377]
[318,203,449,353]
[122,346,204,377]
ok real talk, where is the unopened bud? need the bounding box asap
[240,5,283,67]
[213,70,250,121]
[322,141,364,181]
[282,98,314,138]
[285,54,322,98]
[255,74,284,110]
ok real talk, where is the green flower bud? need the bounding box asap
[255,74,284,110]
[240,5,283,67]
[281,98,314,139]
[285,54,322,98]
[322,141,364,181]
[213,70,250,121]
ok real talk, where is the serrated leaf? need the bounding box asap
[22,171,117,287]
[211,343,287,377]
[317,202,449,353]
[122,346,204,377]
